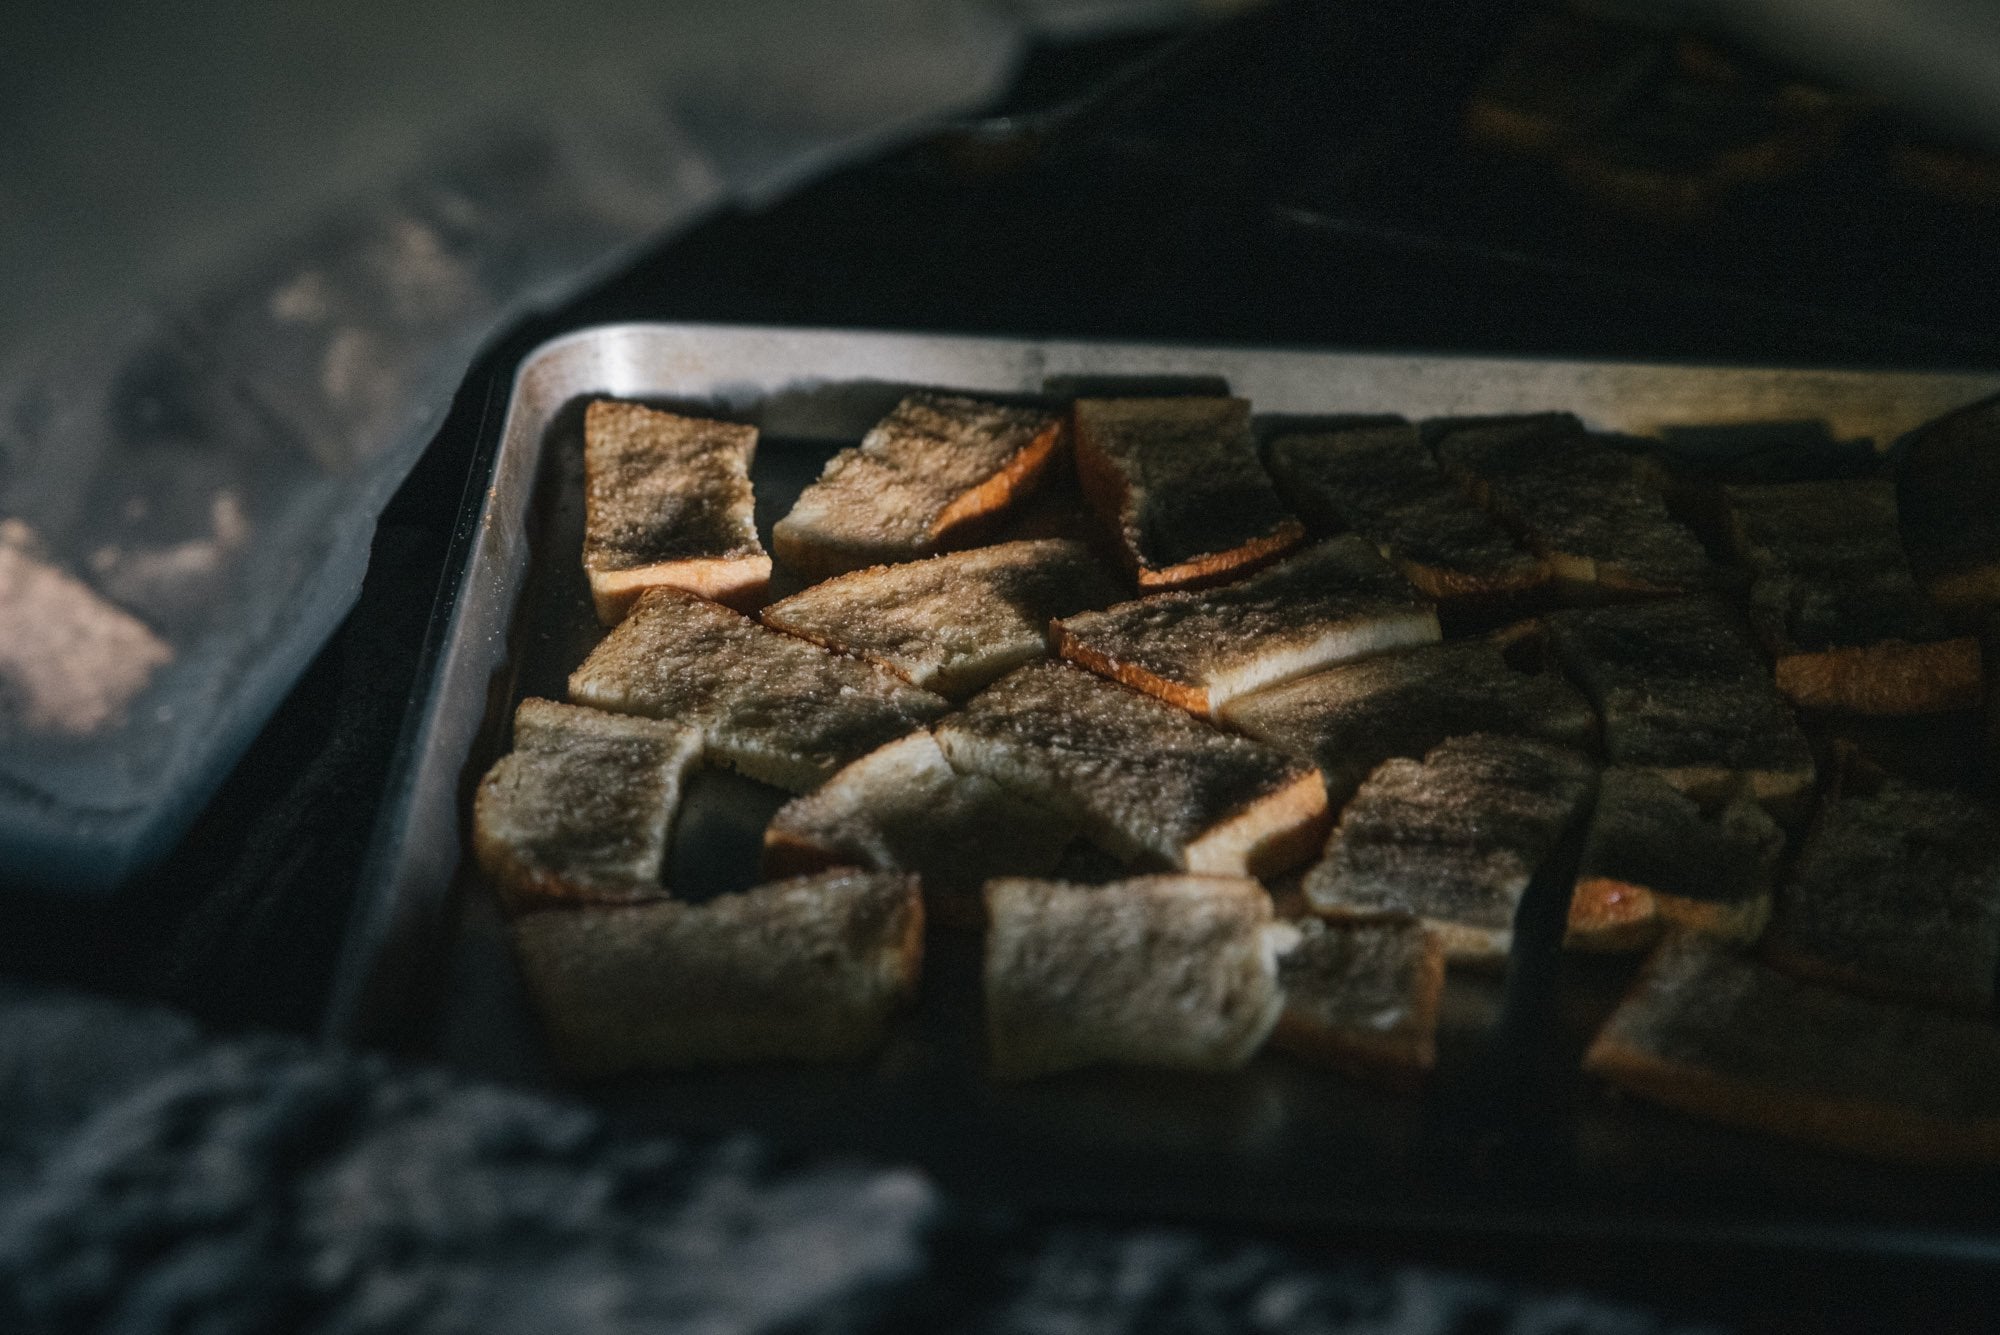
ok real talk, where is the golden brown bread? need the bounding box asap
[935,662,1328,878]
[1071,396,1305,591]
[1269,916,1444,1091]
[581,399,768,623]
[471,698,702,912]
[568,587,948,791]
[773,392,1065,579]
[1053,536,1439,717]
[981,874,1293,1079]
[1723,479,1982,715]
[761,539,1122,699]
[512,870,923,1077]
[1585,932,2000,1166]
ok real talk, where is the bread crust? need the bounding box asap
[1269,917,1444,1091]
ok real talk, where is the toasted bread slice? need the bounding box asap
[471,698,702,912]
[935,662,1327,877]
[1546,598,1815,809]
[1219,636,1595,806]
[1898,394,2000,623]
[762,731,1079,927]
[1266,423,1547,603]
[1723,479,1982,715]
[1565,769,1783,952]
[760,539,1122,699]
[513,870,922,1077]
[1584,932,2000,1165]
[1269,916,1445,1091]
[982,874,1293,1079]
[568,587,948,792]
[1432,414,1714,595]
[581,399,768,623]
[1072,396,1304,590]
[1761,779,2000,1014]
[1303,734,1596,963]
[1053,536,1439,717]
[772,393,1065,579]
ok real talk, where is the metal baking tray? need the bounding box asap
[326,321,2000,1258]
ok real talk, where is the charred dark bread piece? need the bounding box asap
[982,874,1292,1079]
[1565,769,1783,952]
[513,870,923,1077]
[1898,394,2000,623]
[1761,778,2000,1014]
[935,661,1328,877]
[581,399,768,623]
[1265,422,1547,603]
[1431,413,1715,595]
[761,539,1120,699]
[773,392,1065,579]
[1303,733,1597,963]
[1585,932,2000,1165]
[1546,598,1814,810]
[1072,396,1305,590]
[1053,536,1439,717]
[472,698,702,912]
[1270,916,1444,1091]
[762,731,1079,927]
[568,587,948,792]
[1219,635,1595,806]
[1723,479,1982,714]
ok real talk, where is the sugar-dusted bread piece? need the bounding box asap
[1897,394,2000,623]
[773,392,1065,579]
[472,698,702,912]
[1722,479,1982,715]
[1761,779,2000,1014]
[1269,916,1444,1091]
[1053,536,1439,717]
[1565,769,1783,953]
[1432,414,1714,595]
[761,539,1121,699]
[1265,422,1547,602]
[1071,396,1305,591]
[513,870,922,1077]
[1303,733,1596,963]
[1219,636,1595,805]
[762,732,1079,927]
[581,399,768,623]
[1546,598,1814,809]
[1584,932,2000,1165]
[982,874,1294,1079]
[935,662,1328,878]
[568,587,947,792]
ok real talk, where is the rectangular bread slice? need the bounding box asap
[1265,423,1547,602]
[760,539,1122,699]
[1431,414,1714,595]
[582,399,769,623]
[762,731,1080,927]
[1722,479,1982,714]
[982,874,1292,1079]
[1303,733,1596,963]
[1053,535,1439,717]
[934,662,1328,878]
[1269,916,1445,1092]
[1584,932,2000,1166]
[513,870,923,1077]
[568,587,948,792]
[1072,396,1305,590]
[1546,598,1815,809]
[1897,394,2000,623]
[772,392,1065,579]
[1565,769,1783,953]
[472,698,702,912]
[1218,636,1596,806]
[1760,779,2000,1014]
